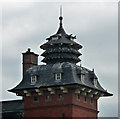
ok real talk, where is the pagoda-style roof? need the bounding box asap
[9,9,112,99]
[40,14,82,64]
[40,35,82,50]
[9,62,112,97]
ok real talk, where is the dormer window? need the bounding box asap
[31,75,37,84]
[70,37,74,41]
[52,36,58,40]
[55,73,61,80]
[81,74,85,83]
[93,78,97,87]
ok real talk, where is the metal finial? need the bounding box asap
[59,5,63,26]
[60,5,62,17]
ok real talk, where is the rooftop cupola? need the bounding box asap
[40,8,82,64]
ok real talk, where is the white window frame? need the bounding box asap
[55,73,61,80]
[94,78,97,87]
[81,74,85,83]
[52,36,58,40]
[31,75,37,84]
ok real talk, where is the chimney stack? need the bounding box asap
[22,48,39,77]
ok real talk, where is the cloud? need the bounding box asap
[98,98,118,117]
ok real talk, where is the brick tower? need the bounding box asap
[9,8,112,118]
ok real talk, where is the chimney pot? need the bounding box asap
[28,48,31,52]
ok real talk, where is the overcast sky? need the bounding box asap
[1,0,118,117]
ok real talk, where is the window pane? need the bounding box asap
[31,75,37,84]
[77,94,80,101]
[94,79,97,87]
[33,96,39,102]
[58,94,63,100]
[56,73,61,80]
[84,97,87,103]
[90,98,93,104]
[81,74,85,83]
[46,95,51,101]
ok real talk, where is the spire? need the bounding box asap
[57,6,66,35]
[60,5,62,17]
[59,5,63,26]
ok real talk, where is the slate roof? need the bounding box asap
[9,14,112,97]
[40,35,82,50]
[40,16,82,64]
[41,47,81,56]
[9,62,112,96]
[0,100,24,119]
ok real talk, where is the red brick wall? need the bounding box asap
[72,93,97,117]
[72,93,97,113]
[24,91,73,117]
[72,106,97,118]
[25,105,72,117]
[24,90,98,118]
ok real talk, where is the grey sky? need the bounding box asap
[1,1,118,117]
